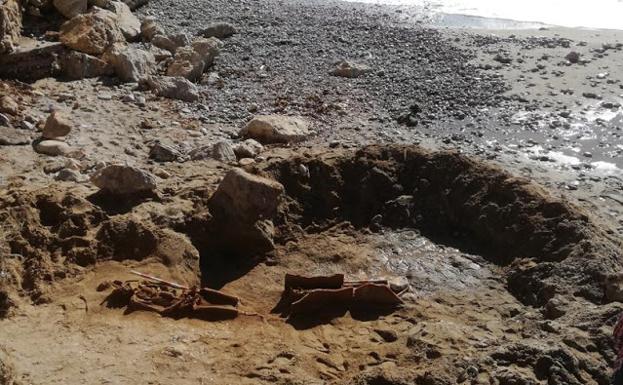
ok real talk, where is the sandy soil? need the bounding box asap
[1,0,623,384]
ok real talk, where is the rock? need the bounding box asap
[0,96,18,115]
[34,139,71,156]
[0,0,22,54]
[139,76,200,102]
[42,110,72,139]
[191,37,220,66]
[59,51,114,80]
[140,16,163,41]
[150,45,171,62]
[207,168,284,256]
[493,53,512,64]
[103,44,155,82]
[55,168,82,182]
[374,329,398,343]
[149,142,183,162]
[0,126,31,145]
[241,115,311,144]
[109,1,140,41]
[331,60,371,78]
[121,0,148,11]
[198,22,236,39]
[0,42,66,81]
[152,33,189,53]
[0,113,9,126]
[233,139,263,159]
[190,141,236,162]
[565,51,580,63]
[91,164,157,194]
[59,9,125,55]
[605,273,623,302]
[166,46,205,81]
[53,0,87,19]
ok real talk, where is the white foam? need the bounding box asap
[342,0,623,30]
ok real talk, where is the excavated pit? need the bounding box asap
[264,145,622,307]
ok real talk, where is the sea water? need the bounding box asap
[341,0,623,30]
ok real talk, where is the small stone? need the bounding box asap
[91,164,157,194]
[139,76,200,102]
[374,329,398,343]
[42,110,72,139]
[565,51,580,63]
[233,139,263,159]
[55,168,82,182]
[0,113,10,126]
[198,22,236,39]
[331,60,371,78]
[240,115,310,144]
[0,95,19,115]
[140,16,163,41]
[34,139,70,156]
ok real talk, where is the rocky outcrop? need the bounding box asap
[0,0,22,54]
[59,9,124,55]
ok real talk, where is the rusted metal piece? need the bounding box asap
[281,274,404,316]
[285,273,344,290]
[103,278,241,321]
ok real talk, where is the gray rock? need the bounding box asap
[109,1,140,41]
[91,164,156,194]
[42,110,72,139]
[104,44,155,82]
[149,142,183,162]
[233,138,263,159]
[240,115,311,144]
[53,0,87,19]
[140,16,163,41]
[60,51,114,80]
[331,60,371,78]
[152,33,190,53]
[565,51,580,63]
[199,22,236,39]
[55,168,83,182]
[34,139,71,156]
[0,126,31,145]
[139,76,200,102]
[190,141,236,162]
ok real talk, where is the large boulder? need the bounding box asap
[59,9,125,55]
[109,1,140,40]
[207,168,284,256]
[91,164,157,194]
[59,51,114,80]
[53,0,87,19]
[139,76,199,102]
[240,115,311,144]
[103,44,155,82]
[0,0,22,54]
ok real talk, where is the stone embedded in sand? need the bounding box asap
[241,115,311,144]
[34,139,71,156]
[0,95,18,115]
[59,9,125,55]
[189,141,236,163]
[565,51,580,64]
[91,164,157,194]
[109,1,141,41]
[198,22,236,39]
[52,0,87,19]
[59,51,114,80]
[0,0,22,54]
[207,168,284,256]
[139,76,200,102]
[0,126,31,145]
[140,16,163,41]
[103,44,155,82]
[233,139,263,159]
[331,60,371,78]
[42,110,72,139]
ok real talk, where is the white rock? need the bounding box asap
[34,139,71,156]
